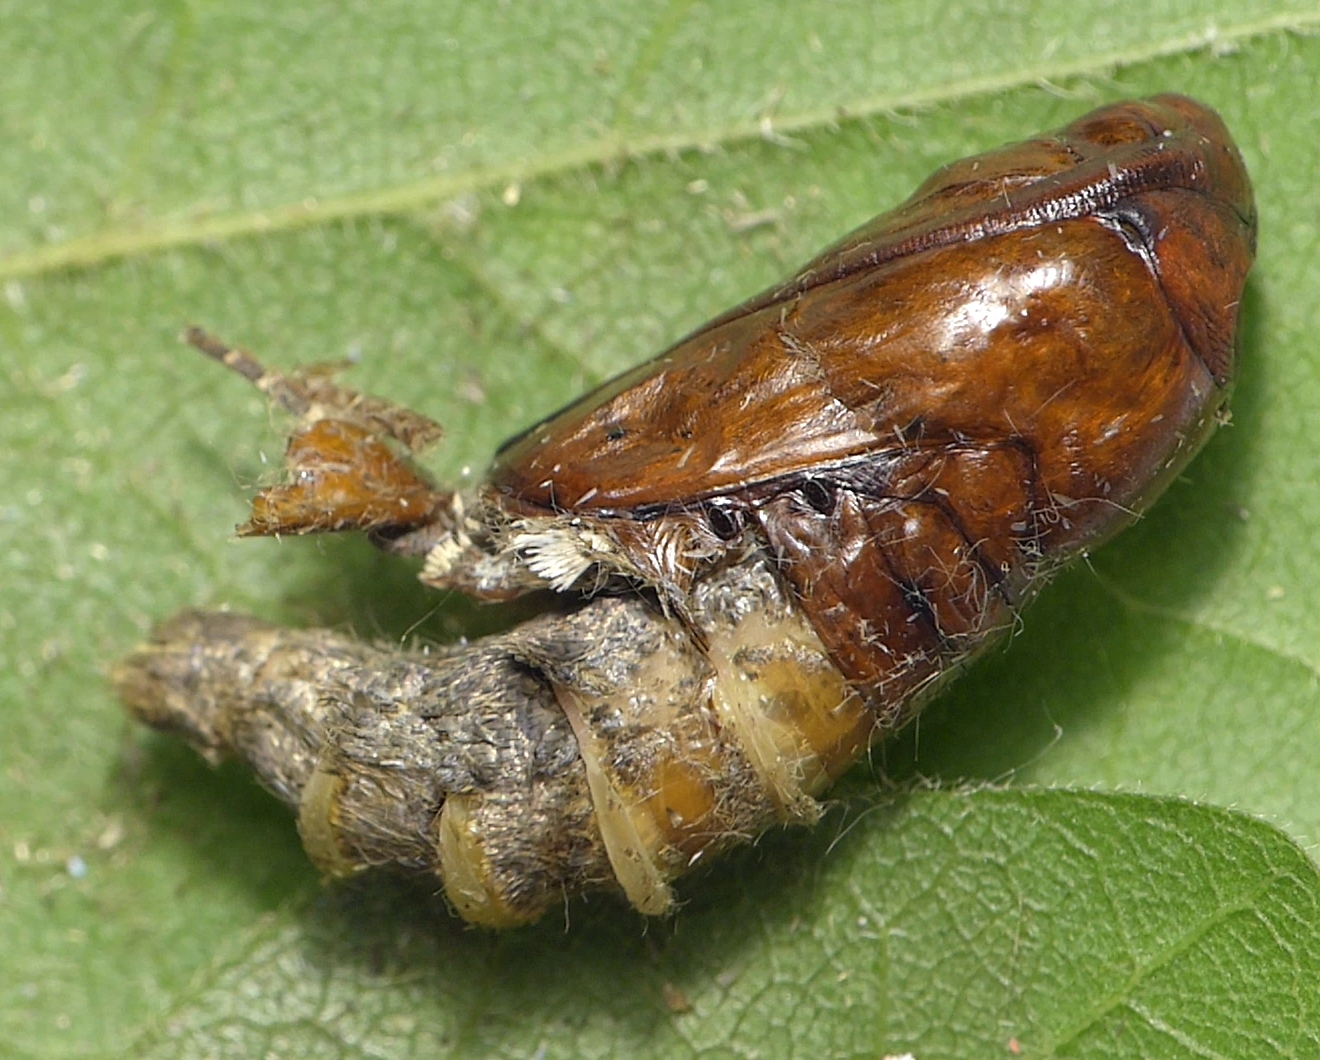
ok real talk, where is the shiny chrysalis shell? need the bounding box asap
[115,95,1256,927]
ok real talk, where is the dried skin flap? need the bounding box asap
[115,96,1256,927]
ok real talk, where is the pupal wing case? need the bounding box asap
[489,94,1255,704]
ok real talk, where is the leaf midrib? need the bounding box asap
[3,8,1317,283]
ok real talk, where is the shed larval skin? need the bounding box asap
[115,96,1255,927]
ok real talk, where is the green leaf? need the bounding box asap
[4,2,1320,1058]
[126,792,1320,1060]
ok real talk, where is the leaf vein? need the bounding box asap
[4,12,1316,281]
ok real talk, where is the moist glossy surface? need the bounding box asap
[490,94,1256,697]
